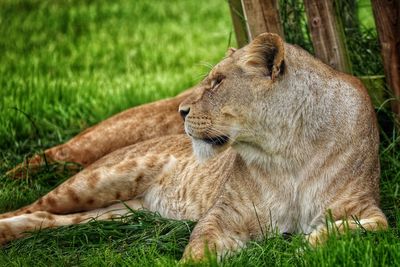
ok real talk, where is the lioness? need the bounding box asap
[1,33,387,260]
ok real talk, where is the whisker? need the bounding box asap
[194,71,210,81]
[196,61,215,70]
[206,128,235,143]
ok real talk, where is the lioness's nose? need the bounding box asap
[179,106,190,120]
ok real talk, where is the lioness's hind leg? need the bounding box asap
[0,199,144,245]
[0,153,174,220]
[6,92,190,179]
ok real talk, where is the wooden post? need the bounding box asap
[304,0,351,73]
[241,0,284,40]
[228,0,249,48]
[371,0,400,116]
[228,0,284,48]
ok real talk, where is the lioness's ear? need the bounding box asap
[241,33,285,81]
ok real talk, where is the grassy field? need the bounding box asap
[0,0,399,266]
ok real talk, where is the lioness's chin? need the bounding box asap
[191,138,228,162]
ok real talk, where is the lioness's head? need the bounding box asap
[179,33,285,159]
[179,33,286,161]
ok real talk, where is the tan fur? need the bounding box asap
[2,33,387,261]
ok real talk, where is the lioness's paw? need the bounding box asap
[6,154,81,179]
[6,154,45,179]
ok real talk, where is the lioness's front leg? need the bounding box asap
[182,193,265,261]
[7,89,193,178]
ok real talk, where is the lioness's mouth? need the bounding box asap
[202,135,229,146]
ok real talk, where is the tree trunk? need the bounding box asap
[228,0,249,48]
[228,0,284,48]
[242,0,284,40]
[371,0,400,116]
[304,0,351,73]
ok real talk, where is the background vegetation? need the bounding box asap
[0,0,399,265]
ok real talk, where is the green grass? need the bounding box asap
[0,0,232,152]
[0,0,399,266]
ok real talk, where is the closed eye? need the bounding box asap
[210,75,225,89]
